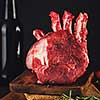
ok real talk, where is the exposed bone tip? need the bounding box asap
[63,10,74,18]
[79,12,88,19]
[83,13,88,19]
[64,10,70,14]
[49,11,62,32]
[64,10,72,15]
[33,29,45,40]
[33,29,38,36]
[62,10,74,32]
[79,12,83,17]
[76,13,84,22]
[49,11,58,17]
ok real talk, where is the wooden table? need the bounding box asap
[0,70,100,100]
[0,92,26,100]
[0,84,100,100]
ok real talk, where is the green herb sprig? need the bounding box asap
[55,90,100,100]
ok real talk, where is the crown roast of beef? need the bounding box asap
[26,10,89,84]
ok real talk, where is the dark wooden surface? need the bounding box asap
[0,70,100,100]
[0,85,100,100]
[9,70,100,96]
[0,92,26,100]
[9,70,83,95]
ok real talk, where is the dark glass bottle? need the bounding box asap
[0,0,24,86]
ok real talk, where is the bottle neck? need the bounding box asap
[12,0,17,19]
[2,0,18,20]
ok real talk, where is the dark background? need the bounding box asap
[0,0,100,70]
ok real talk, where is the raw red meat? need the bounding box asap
[26,10,89,84]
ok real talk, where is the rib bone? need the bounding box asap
[74,13,88,42]
[62,11,74,34]
[49,11,62,32]
[33,29,45,40]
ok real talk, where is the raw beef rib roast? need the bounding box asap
[26,10,89,84]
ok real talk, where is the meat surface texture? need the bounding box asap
[26,10,89,84]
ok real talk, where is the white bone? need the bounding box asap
[62,11,74,34]
[49,11,62,32]
[33,29,45,40]
[74,13,88,42]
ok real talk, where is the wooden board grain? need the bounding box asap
[0,92,26,100]
[9,70,95,96]
[24,84,100,100]
[24,93,60,100]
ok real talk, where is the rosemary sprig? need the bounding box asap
[54,90,100,100]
